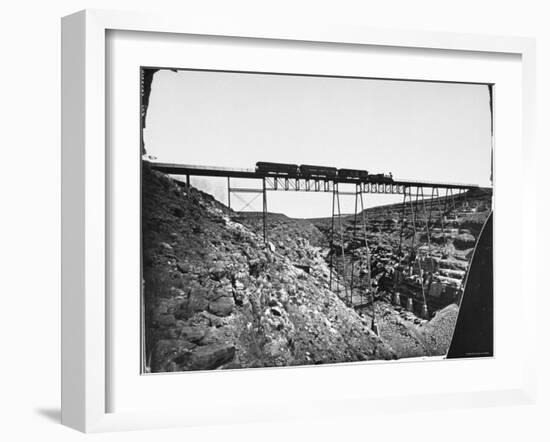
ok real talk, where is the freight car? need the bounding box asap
[299,164,338,179]
[337,168,370,181]
[256,161,300,176]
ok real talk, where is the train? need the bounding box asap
[255,161,393,182]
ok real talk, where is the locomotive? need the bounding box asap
[369,173,394,183]
[255,161,393,182]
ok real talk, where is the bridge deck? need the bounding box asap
[149,162,490,191]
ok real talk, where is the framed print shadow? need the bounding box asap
[140,68,494,374]
[61,9,536,433]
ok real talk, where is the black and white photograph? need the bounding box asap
[140,68,494,374]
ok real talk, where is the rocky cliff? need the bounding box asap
[142,164,394,372]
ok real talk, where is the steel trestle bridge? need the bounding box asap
[149,161,491,319]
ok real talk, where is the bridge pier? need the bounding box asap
[406,297,414,312]
[421,303,429,319]
[262,178,267,244]
[393,291,401,306]
[371,317,379,336]
[227,177,231,209]
[329,187,335,291]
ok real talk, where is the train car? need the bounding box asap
[369,173,394,183]
[256,161,300,176]
[299,164,338,179]
[338,168,369,181]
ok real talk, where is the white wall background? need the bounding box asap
[0,1,547,441]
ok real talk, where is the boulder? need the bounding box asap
[152,339,196,372]
[205,286,231,301]
[187,288,209,314]
[233,289,245,306]
[453,233,476,250]
[186,344,236,370]
[176,261,191,273]
[159,242,173,252]
[209,263,228,281]
[248,258,267,277]
[179,326,207,343]
[208,296,235,316]
[155,314,176,328]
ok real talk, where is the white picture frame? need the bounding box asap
[61,9,537,433]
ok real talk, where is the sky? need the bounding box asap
[143,69,492,218]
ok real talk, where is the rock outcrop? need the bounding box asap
[308,188,492,316]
